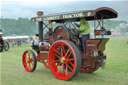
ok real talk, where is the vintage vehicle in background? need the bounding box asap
[0,29,9,52]
[22,7,118,80]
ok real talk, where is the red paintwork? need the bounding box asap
[22,50,34,71]
[42,59,49,68]
[48,41,75,80]
[80,68,94,73]
[36,54,41,61]
[80,39,108,72]
[22,7,118,80]
[37,53,49,68]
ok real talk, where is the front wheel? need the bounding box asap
[48,40,81,80]
[22,50,37,72]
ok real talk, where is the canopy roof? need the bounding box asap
[31,7,118,22]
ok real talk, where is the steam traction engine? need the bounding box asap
[22,7,118,80]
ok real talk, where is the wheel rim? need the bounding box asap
[48,41,76,80]
[22,50,34,71]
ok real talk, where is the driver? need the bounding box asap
[76,19,90,53]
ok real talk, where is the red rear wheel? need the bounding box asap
[22,50,37,72]
[48,40,81,80]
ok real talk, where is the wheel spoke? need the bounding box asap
[64,49,70,57]
[66,64,73,72]
[31,63,34,68]
[56,62,62,67]
[65,58,74,62]
[69,61,74,67]
[29,58,33,63]
[31,62,34,65]
[54,53,61,59]
[63,64,65,74]
[61,46,63,57]
[53,49,61,55]
[26,57,29,63]
[29,63,32,70]
[61,44,65,56]
[28,53,30,58]
[66,51,72,58]
[57,64,63,73]
[53,60,60,63]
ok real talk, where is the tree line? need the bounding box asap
[0,18,128,36]
[0,17,38,36]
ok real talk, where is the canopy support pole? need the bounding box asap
[38,21,43,41]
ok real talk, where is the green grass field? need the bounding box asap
[0,37,128,85]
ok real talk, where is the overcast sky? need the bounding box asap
[1,0,128,20]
